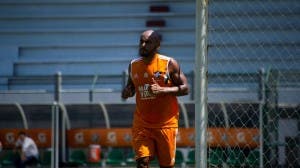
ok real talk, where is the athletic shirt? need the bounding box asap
[131,53,179,128]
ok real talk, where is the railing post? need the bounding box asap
[258,68,266,102]
[264,69,279,167]
[195,0,209,167]
[54,72,67,164]
[89,89,93,102]
[51,102,59,168]
[258,68,265,168]
[55,72,62,102]
[122,70,128,90]
[190,71,195,100]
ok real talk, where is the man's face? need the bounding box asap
[139,31,159,57]
[19,134,25,141]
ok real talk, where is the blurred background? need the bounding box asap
[0,0,299,167]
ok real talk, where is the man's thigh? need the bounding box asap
[154,127,177,166]
[132,127,155,160]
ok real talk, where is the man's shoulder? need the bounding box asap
[25,137,35,143]
[158,54,173,62]
[131,57,143,64]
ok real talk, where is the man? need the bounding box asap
[14,132,39,168]
[122,30,189,168]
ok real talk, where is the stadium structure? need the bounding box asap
[0,0,299,167]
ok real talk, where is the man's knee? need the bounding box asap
[136,156,150,168]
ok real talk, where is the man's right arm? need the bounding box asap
[121,64,135,99]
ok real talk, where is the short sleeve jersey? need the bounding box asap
[131,54,179,128]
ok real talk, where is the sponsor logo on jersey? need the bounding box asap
[138,84,155,100]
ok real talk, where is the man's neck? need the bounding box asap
[142,53,157,64]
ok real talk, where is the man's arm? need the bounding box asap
[121,64,135,99]
[150,58,189,96]
[14,139,22,153]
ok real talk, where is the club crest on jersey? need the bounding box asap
[154,71,162,78]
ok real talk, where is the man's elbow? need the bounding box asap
[178,85,189,96]
[183,86,189,95]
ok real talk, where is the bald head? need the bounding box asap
[144,30,161,45]
[139,30,161,57]
[142,30,154,38]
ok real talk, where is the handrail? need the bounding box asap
[178,101,190,128]
[220,102,229,129]
[98,101,111,128]
[259,68,266,168]
[0,69,298,79]
[51,102,59,168]
[15,102,28,129]
[58,103,71,130]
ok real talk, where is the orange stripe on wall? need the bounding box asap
[0,129,52,148]
[0,128,259,148]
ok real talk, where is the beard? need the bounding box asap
[139,48,156,57]
[139,49,148,57]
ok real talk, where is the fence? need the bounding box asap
[0,69,299,167]
[203,0,300,167]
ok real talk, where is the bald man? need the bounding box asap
[122,30,189,168]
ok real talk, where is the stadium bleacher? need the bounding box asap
[0,0,194,91]
[0,0,298,104]
[0,0,299,167]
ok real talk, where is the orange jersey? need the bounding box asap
[130,54,179,128]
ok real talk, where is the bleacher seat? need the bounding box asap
[245,149,260,167]
[175,150,185,165]
[226,149,245,167]
[106,148,125,166]
[186,149,195,165]
[69,150,87,166]
[125,150,135,166]
[39,149,52,166]
[149,5,170,13]
[208,148,224,167]
[146,20,166,27]
[0,150,15,166]
[149,157,159,166]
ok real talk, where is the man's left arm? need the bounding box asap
[150,58,189,96]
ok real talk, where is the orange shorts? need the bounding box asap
[132,126,178,166]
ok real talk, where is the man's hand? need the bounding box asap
[150,78,164,95]
[21,153,26,161]
[121,86,135,99]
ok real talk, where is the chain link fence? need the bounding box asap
[206,0,299,167]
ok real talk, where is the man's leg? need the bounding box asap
[132,127,155,168]
[136,156,150,168]
[154,128,177,167]
[23,156,38,166]
[13,153,24,168]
